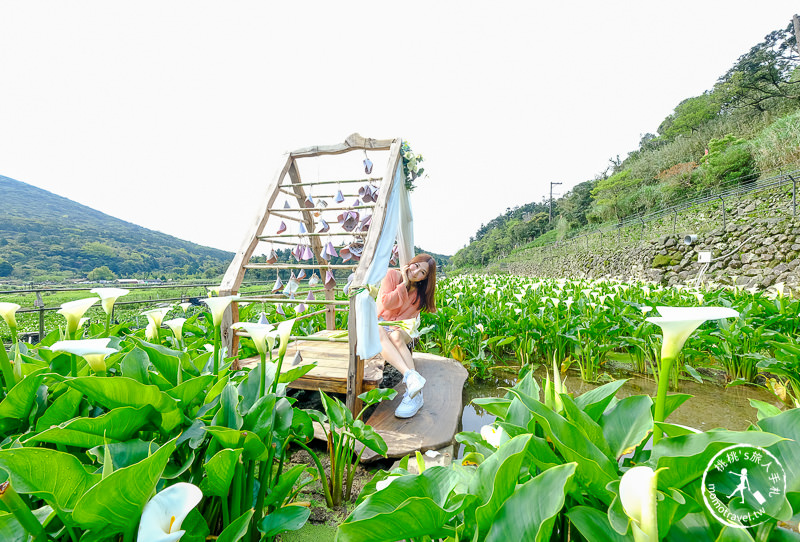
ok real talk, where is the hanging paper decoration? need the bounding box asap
[306,291,315,301]
[359,215,372,231]
[363,157,373,175]
[304,195,314,208]
[338,211,359,232]
[308,272,320,286]
[272,274,284,294]
[292,350,303,365]
[258,312,270,325]
[335,189,345,203]
[389,244,399,266]
[285,272,300,296]
[277,221,287,235]
[342,273,356,295]
[339,245,352,262]
[276,304,285,316]
[284,201,291,209]
[299,223,307,235]
[292,244,302,261]
[352,198,361,207]
[297,269,307,280]
[266,248,278,264]
[301,245,314,261]
[323,241,338,260]
[324,269,336,290]
[349,243,363,260]
[295,301,306,314]
[313,199,328,217]
[318,219,330,233]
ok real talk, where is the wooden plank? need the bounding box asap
[345,296,363,416]
[289,133,395,158]
[220,153,294,293]
[360,353,468,462]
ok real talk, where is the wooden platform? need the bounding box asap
[239,330,385,394]
[312,352,468,463]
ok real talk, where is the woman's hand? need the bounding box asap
[400,265,411,287]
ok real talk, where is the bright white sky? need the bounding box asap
[1,2,797,256]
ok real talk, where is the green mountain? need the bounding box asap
[0,175,233,281]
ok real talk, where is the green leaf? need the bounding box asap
[0,448,101,513]
[758,408,800,493]
[72,438,177,533]
[24,405,154,448]
[567,505,633,542]
[279,363,316,384]
[199,448,242,496]
[0,506,53,542]
[661,393,693,419]
[218,509,254,542]
[63,376,181,432]
[264,464,306,507]
[166,375,215,407]
[212,382,243,429]
[750,398,782,421]
[258,506,310,537]
[120,347,150,384]
[351,420,388,456]
[136,340,182,385]
[357,388,397,407]
[0,371,46,420]
[87,439,159,470]
[601,394,654,459]
[472,397,513,419]
[485,462,577,542]
[574,379,627,421]
[35,387,82,432]
[205,427,267,461]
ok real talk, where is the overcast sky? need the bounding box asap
[1,2,797,256]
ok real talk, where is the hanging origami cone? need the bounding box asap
[272,275,284,294]
[295,302,306,314]
[284,201,291,209]
[292,244,302,261]
[266,248,278,264]
[339,246,352,262]
[343,273,356,295]
[277,221,287,234]
[318,219,330,233]
[276,304,285,316]
[299,223,307,235]
[358,184,368,199]
[313,199,328,217]
[351,198,361,207]
[349,244,363,259]
[364,157,373,175]
[360,215,372,231]
[308,272,320,286]
[297,269,307,280]
[292,350,303,365]
[324,241,338,259]
[340,211,359,232]
[335,190,345,203]
[258,312,270,325]
[324,270,336,290]
[306,291,315,301]
[302,245,314,260]
[304,195,314,208]
[285,276,299,296]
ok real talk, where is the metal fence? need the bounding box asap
[538,167,800,253]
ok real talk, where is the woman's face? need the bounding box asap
[407,261,429,283]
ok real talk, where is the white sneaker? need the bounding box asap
[395,390,423,418]
[404,369,426,398]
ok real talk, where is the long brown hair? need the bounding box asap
[409,253,437,313]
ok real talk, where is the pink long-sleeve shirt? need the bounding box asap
[376,269,421,321]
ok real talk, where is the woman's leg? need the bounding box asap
[388,329,415,372]
[379,327,414,375]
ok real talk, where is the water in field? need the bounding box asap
[457,364,784,458]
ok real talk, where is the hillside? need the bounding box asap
[0,175,233,281]
[451,18,800,270]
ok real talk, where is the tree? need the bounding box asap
[0,260,12,276]
[657,93,721,139]
[590,170,642,221]
[87,265,116,281]
[715,23,800,112]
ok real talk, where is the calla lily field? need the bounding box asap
[0,274,799,541]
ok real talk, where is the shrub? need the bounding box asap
[750,108,800,172]
[699,134,758,187]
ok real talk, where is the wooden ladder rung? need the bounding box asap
[243,263,358,270]
[267,204,375,213]
[237,296,349,306]
[258,232,367,240]
[283,177,383,187]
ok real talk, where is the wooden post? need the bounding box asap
[345,296,364,417]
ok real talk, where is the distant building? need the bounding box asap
[117,279,140,284]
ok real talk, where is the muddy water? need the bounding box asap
[458,365,784,457]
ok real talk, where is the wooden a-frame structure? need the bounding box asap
[218,133,468,460]
[218,133,401,415]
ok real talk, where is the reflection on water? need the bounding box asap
[456,365,783,458]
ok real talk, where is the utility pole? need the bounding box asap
[549,182,562,223]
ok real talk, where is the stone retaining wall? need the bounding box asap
[505,188,800,290]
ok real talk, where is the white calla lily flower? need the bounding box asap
[480,425,507,448]
[164,318,187,342]
[90,288,130,315]
[137,482,202,542]
[0,302,20,330]
[50,338,117,373]
[620,466,660,542]
[276,318,296,358]
[201,296,238,327]
[231,322,276,355]
[646,306,739,361]
[142,306,174,329]
[58,298,100,335]
[178,302,192,313]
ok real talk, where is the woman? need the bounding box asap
[377,253,437,418]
